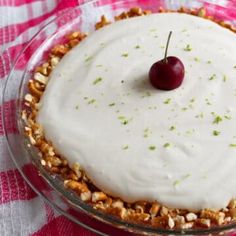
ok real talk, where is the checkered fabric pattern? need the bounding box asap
[1,0,236,235]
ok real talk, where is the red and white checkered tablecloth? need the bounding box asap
[0,1,100,235]
[1,0,236,235]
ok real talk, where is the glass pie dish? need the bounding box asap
[2,0,236,235]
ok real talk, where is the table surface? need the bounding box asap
[1,0,236,235]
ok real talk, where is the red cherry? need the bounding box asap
[149,31,185,91]
[149,56,185,90]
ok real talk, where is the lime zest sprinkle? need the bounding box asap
[213,116,223,124]
[184,44,192,51]
[109,103,115,107]
[85,56,93,62]
[223,75,227,82]
[224,115,232,120]
[209,74,216,80]
[173,174,191,187]
[149,145,156,151]
[93,77,103,85]
[163,143,170,148]
[88,99,96,104]
[122,145,129,150]
[164,98,171,104]
[169,126,175,131]
[121,53,129,57]
[135,45,141,49]
[213,130,220,136]
[229,144,236,147]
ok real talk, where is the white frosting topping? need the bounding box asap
[37,13,236,210]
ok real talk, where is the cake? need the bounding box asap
[23,7,236,229]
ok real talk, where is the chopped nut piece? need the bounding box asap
[160,206,169,216]
[34,72,48,85]
[64,180,89,193]
[150,202,161,218]
[72,163,82,179]
[186,212,198,222]
[107,207,127,219]
[168,216,175,229]
[180,222,194,229]
[50,57,60,67]
[28,81,43,98]
[151,215,168,227]
[51,44,69,57]
[111,199,124,209]
[128,212,150,222]
[95,15,111,30]
[25,94,33,103]
[228,199,236,209]
[80,191,92,202]
[198,8,206,17]
[201,209,225,225]
[92,192,108,202]
[174,215,185,227]
[229,208,236,219]
[196,218,211,228]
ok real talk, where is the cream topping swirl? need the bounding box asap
[38,13,236,210]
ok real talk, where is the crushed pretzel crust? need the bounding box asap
[22,7,236,230]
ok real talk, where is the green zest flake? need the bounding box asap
[150,28,157,32]
[85,56,93,62]
[122,120,129,125]
[184,44,192,51]
[96,64,103,67]
[164,98,171,104]
[149,145,156,151]
[144,128,151,138]
[88,99,96,104]
[194,57,200,62]
[207,60,212,64]
[84,97,88,100]
[182,107,188,111]
[135,45,141,49]
[121,53,129,57]
[183,174,191,179]
[118,116,130,125]
[118,116,126,120]
[190,98,195,103]
[122,145,129,150]
[223,75,227,82]
[213,116,223,124]
[173,180,180,187]
[213,130,220,136]
[230,144,236,147]
[173,174,190,187]
[109,103,115,107]
[195,112,204,119]
[209,74,216,80]
[169,126,175,131]
[224,115,232,120]
[234,65,236,69]
[93,77,103,85]
[205,98,212,106]
[75,105,79,110]
[142,91,151,98]
[163,143,170,148]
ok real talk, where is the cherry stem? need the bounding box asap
[164,31,172,63]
